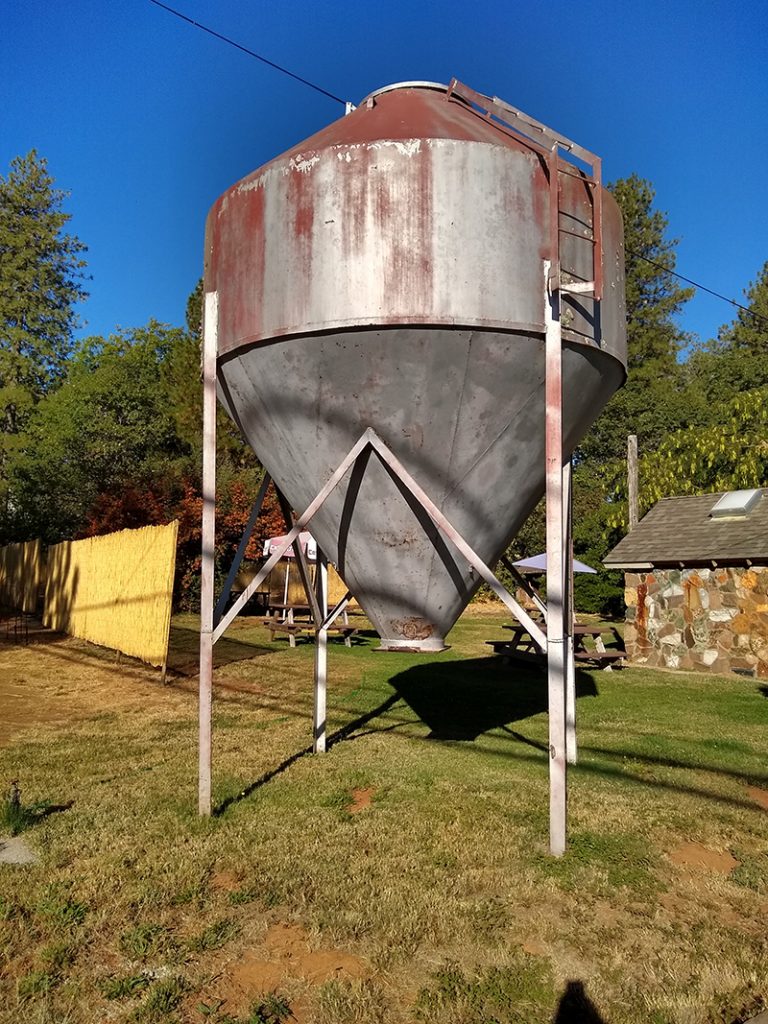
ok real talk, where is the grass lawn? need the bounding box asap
[0,608,766,1024]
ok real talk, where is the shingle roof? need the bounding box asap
[603,489,768,567]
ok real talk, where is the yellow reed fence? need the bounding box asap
[264,561,355,608]
[0,539,43,614]
[43,522,178,667]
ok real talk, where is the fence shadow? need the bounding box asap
[166,623,273,675]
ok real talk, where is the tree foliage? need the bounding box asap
[0,151,87,462]
[606,388,768,532]
[7,323,186,542]
[578,174,695,465]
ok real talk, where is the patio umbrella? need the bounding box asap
[513,553,597,574]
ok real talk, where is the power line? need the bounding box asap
[628,249,768,328]
[148,1,765,330]
[147,0,348,106]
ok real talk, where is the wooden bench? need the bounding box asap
[485,640,545,666]
[259,617,358,648]
[574,649,625,668]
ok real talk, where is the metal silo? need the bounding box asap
[199,80,627,852]
[204,81,625,649]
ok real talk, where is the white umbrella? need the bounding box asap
[513,553,597,574]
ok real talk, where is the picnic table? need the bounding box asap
[486,621,625,669]
[259,602,357,648]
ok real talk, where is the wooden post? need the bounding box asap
[199,291,218,816]
[628,434,638,532]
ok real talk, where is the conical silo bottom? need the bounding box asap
[218,328,624,651]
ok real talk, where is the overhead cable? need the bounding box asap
[148,1,766,330]
[628,250,768,328]
[147,0,348,106]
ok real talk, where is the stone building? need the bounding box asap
[604,489,768,678]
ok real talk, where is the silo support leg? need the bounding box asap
[199,291,219,817]
[544,266,567,857]
[564,458,577,765]
[313,551,329,752]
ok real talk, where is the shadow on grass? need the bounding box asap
[389,658,597,741]
[167,624,273,675]
[553,980,607,1023]
[214,693,401,816]
[213,653,767,817]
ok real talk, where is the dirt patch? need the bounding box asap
[522,938,548,956]
[230,954,286,994]
[746,785,768,810]
[348,787,375,814]
[208,921,367,1019]
[264,922,310,957]
[669,842,739,874]
[210,869,242,892]
[0,835,39,865]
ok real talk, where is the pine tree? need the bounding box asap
[0,151,88,463]
[577,174,695,463]
[686,259,768,406]
[717,259,768,353]
[613,173,694,371]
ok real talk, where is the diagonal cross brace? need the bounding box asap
[213,427,546,651]
[213,473,272,628]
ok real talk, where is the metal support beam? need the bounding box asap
[365,437,547,651]
[213,473,271,627]
[501,556,548,620]
[564,458,577,765]
[213,429,375,640]
[544,258,567,857]
[201,418,569,851]
[199,291,218,817]
[275,488,322,625]
[313,550,329,752]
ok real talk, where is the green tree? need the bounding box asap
[606,387,768,532]
[687,259,768,404]
[163,277,258,475]
[578,174,696,464]
[717,259,768,354]
[7,322,185,542]
[0,151,88,473]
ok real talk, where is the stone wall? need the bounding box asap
[624,567,768,678]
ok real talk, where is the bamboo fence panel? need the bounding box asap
[266,561,355,608]
[43,522,178,667]
[0,539,43,613]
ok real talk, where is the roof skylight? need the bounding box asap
[709,489,762,519]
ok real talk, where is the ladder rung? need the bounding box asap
[560,281,595,295]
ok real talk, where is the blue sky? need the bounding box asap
[2,0,766,348]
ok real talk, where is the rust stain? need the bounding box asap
[394,617,434,640]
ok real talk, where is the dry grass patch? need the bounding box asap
[0,609,766,1023]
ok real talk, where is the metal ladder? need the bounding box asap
[445,79,603,304]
